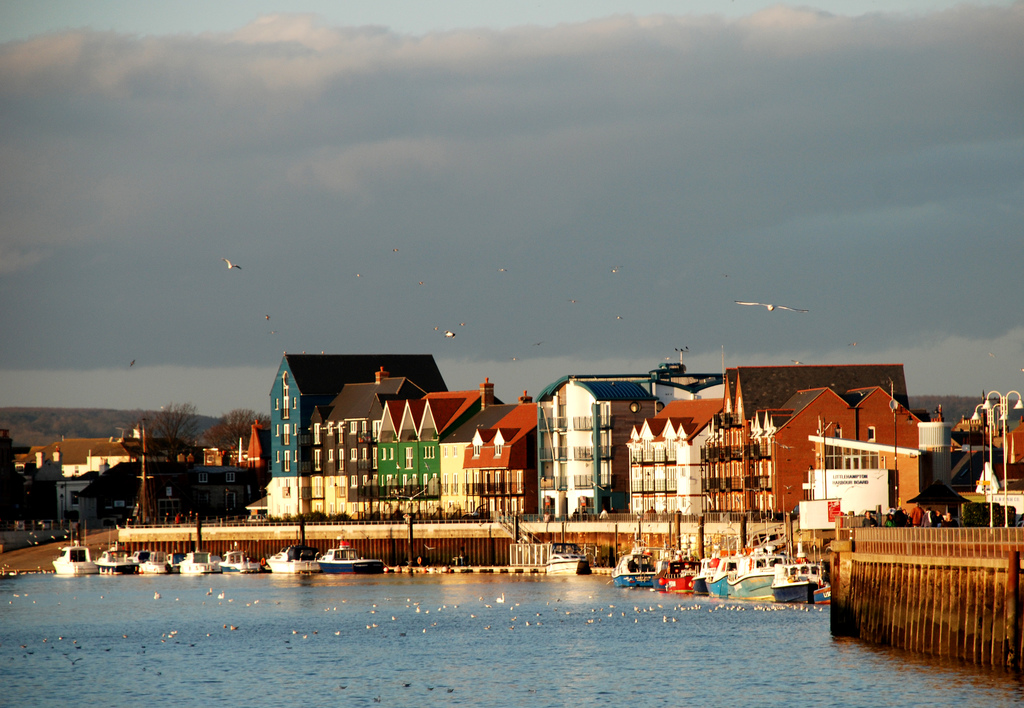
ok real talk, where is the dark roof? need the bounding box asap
[729,364,908,418]
[444,405,518,444]
[326,377,426,421]
[578,380,657,401]
[279,354,447,396]
[906,481,971,506]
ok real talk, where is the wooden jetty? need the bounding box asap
[831,527,1023,670]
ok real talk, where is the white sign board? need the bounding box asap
[812,468,889,516]
[799,499,842,530]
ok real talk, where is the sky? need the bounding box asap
[1,1,1022,418]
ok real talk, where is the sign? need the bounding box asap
[827,500,841,522]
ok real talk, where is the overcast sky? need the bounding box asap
[1,1,1022,418]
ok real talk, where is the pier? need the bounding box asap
[831,527,1024,670]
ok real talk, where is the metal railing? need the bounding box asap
[843,527,1024,559]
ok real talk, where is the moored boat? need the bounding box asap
[612,546,662,588]
[692,556,719,595]
[546,542,592,575]
[813,583,831,604]
[219,550,261,573]
[705,555,741,598]
[140,550,172,574]
[52,545,99,575]
[267,545,320,574]
[725,549,787,601]
[318,544,384,574]
[178,551,222,575]
[771,561,824,604]
[96,547,140,575]
[654,557,700,593]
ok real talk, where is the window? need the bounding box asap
[350,447,358,461]
[314,424,321,444]
[351,475,358,488]
[350,421,358,434]
[424,446,436,459]
[314,449,322,471]
[389,448,395,461]
[226,472,235,483]
[197,472,208,483]
[867,426,876,442]
[361,420,368,433]
[328,448,334,462]
[494,443,503,456]
[405,447,415,468]
[284,451,291,472]
[373,447,378,468]
[361,446,368,460]
[283,426,290,445]
[373,420,382,438]
[276,451,281,463]
[473,443,481,458]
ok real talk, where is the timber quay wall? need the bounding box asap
[831,527,1024,671]
[118,516,784,568]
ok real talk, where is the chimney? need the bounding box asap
[36,451,43,468]
[480,377,495,409]
[53,447,61,463]
[519,390,533,404]
[376,366,389,384]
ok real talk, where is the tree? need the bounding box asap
[202,408,270,451]
[151,402,201,461]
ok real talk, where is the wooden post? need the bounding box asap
[696,516,705,561]
[739,515,747,549]
[784,512,794,557]
[196,518,202,551]
[1008,551,1020,669]
[673,511,681,551]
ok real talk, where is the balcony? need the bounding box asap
[298,461,312,475]
[547,416,567,431]
[572,416,593,431]
[357,459,371,470]
[598,446,613,459]
[299,486,312,500]
[297,433,312,446]
[574,446,593,461]
[553,446,568,461]
[540,476,568,491]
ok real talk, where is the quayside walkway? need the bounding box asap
[831,527,1024,670]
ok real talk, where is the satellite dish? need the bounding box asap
[889,399,898,412]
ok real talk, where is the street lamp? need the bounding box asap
[974,391,1024,526]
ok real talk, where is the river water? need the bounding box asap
[3,572,1023,707]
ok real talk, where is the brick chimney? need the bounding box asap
[375,366,390,384]
[479,378,495,409]
[519,390,532,403]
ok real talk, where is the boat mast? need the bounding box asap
[139,419,149,524]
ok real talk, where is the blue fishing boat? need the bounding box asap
[726,550,786,601]
[611,546,662,588]
[770,561,823,603]
[318,544,385,574]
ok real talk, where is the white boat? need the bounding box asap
[178,551,222,575]
[52,545,99,575]
[96,547,140,575]
[219,550,261,574]
[317,544,384,574]
[546,542,592,575]
[611,546,664,588]
[267,545,320,574]
[140,551,172,574]
[725,549,787,601]
[771,561,825,604]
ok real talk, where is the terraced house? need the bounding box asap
[460,397,538,517]
[267,354,446,517]
[374,381,494,518]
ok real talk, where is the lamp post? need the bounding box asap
[974,391,1024,526]
[971,402,994,526]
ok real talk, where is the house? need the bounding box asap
[375,381,495,519]
[309,369,428,517]
[627,399,722,514]
[703,364,919,515]
[267,354,447,517]
[440,402,519,518]
[460,397,538,517]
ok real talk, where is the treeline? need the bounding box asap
[0,407,218,447]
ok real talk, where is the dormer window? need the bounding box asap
[473,443,481,458]
[198,472,208,483]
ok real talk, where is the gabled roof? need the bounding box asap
[325,377,426,421]
[443,405,518,444]
[424,391,481,435]
[462,403,537,469]
[277,354,447,396]
[654,399,723,438]
[727,364,908,419]
[33,438,140,466]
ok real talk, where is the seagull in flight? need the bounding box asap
[444,330,456,338]
[129,359,135,367]
[222,258,241,269]
[735,301,807,312]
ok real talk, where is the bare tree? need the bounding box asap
[151,402,201,461]
[203,408,270,451]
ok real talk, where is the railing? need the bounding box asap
[574,446,593,460]
[539,476,567,491]
[598,445,613,459]
[843,527,1024,559]
[553,447,568,461]
[297,433,312,446]
[466,482,524,496]
[573,416,593,430]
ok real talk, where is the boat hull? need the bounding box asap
[692,577,709,595]
[771,581,816,604]
[319,560,384,574]
[547,559,591,575]
[727,574,775,601]
[268,561,320,574]
[814,584,831,604]
[53,561,99,575]
[612,573,655,588]
[657,575,695,593]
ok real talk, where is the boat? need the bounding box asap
[545,542,592,575]
[692,556,719,595]
[771,561,825,603]
[705,555,741,598]
[219,550,262,574]
[654,557,700,593]
[52,545,99,575]
[178,551,222,575]
[813,583,831,604]
[611,546,662,588]
[140,551,172,574]
[266,545,320,574]
[725,548,788,601]
[95,546,140,575]
[317,544,385,574]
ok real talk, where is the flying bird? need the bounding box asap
[735,301,807,312]
[498,268,507,272]
[392,248,399,253]
[444,331,456,338]
[265,315,270,320]
[222,258,241,269]
[129,360,135,367]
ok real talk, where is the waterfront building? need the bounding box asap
[309,369,427,517]
[627,399,722,515]
[460,398,538,517]
[267,354,446,517]
[375,381,494,518]
[536,363,723,517]
[702,364,916,515]
[440,402,518,518]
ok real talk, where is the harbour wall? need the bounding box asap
[831,527,1023,670]
[118,517,786,568]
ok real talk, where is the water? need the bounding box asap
[3,572,1023,707]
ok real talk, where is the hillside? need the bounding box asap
[0,407,218,448]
